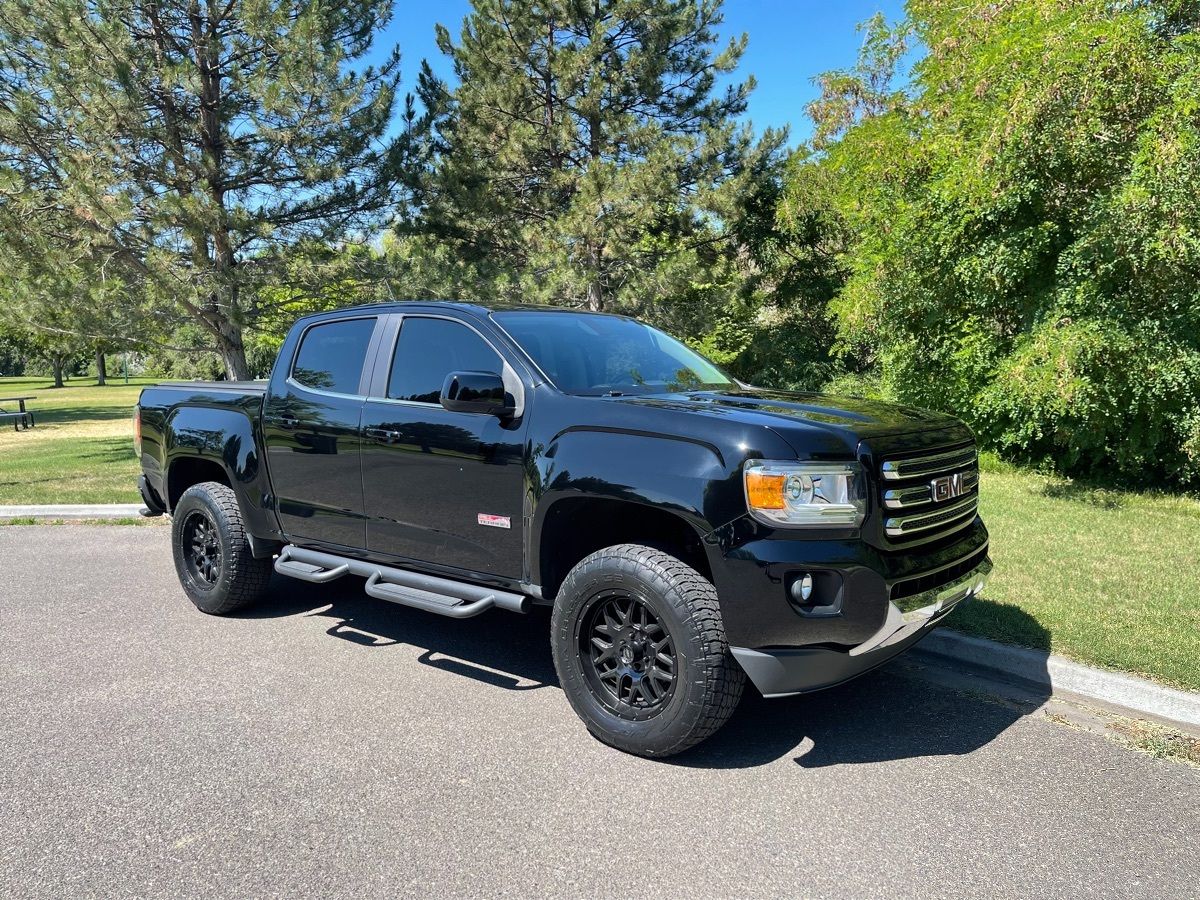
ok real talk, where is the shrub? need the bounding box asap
[978,318,1200,487]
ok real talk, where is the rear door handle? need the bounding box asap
[365,427,402,443]
[278,415,300,429]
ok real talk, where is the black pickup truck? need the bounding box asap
[136,302,990,757]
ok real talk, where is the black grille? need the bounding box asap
[891,546,989,602]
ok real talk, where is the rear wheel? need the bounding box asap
[551,544,745,757]
[171,481,272,615]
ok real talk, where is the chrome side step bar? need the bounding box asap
[273,545,530,618]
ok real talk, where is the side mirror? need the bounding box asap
[440,371,515,418]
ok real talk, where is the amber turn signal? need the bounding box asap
[745,470,786,509]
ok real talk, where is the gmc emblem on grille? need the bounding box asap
[931,471,966,503]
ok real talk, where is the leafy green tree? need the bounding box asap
[0,0,403,379]
[797,0,1200,485]
[400,0,783,326]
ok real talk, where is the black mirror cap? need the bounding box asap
[440,370,516,417]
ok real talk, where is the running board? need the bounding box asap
[273,545,529,617]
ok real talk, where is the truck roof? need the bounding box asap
[298,300,629,321]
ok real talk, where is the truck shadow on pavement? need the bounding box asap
[245,575,1051,769]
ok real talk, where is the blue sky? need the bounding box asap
[381,0,907,145]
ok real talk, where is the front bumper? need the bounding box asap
[731,556,991,697]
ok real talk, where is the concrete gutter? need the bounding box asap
[0,503,145,520]
[914,628,1200,730]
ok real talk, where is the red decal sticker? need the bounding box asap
[477,513,511,529]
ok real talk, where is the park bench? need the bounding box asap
[0,395,36,431]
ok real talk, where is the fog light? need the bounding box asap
[791,573,814,603]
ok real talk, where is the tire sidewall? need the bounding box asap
[552,550,716,755]
[171,487,238,613]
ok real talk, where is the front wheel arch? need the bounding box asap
[535,496,715,601]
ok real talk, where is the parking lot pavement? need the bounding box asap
[1,526,1196,899]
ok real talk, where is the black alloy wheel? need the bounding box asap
[580,591,676,719]
[182,509,223,587]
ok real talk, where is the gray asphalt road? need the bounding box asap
[1,526,1196,899]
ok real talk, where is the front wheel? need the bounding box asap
[551,544,745,757]
[171,481,272,615]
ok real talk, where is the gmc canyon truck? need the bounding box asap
[135,302,990,757]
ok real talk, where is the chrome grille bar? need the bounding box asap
[884,495,978,537]
[880,446,977,481]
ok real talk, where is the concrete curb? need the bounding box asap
[0,503,145,520]
[913,628,1200,728]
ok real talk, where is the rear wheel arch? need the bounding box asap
[166,456,231,511]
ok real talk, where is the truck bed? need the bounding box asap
[153,380,268,394]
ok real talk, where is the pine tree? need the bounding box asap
[401,0,780,315]
[0,0,403,378]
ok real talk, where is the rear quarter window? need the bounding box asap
[291,318,376,394]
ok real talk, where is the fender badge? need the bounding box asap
[477,513,511,529]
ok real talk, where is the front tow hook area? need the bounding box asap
[731,558,992,698]
[849,557,992,657]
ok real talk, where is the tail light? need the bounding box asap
[132,405,142,456]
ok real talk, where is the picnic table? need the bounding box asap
[0,395,36,431]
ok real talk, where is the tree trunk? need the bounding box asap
[51,355,64,388]
[586,275,604,311]
[216,321,251,381]
[95,349,107,386]
[586,106,605,312]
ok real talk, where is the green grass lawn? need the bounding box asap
[956,455,1200,691]
[0,375,155,504]
[2,375,1198,690]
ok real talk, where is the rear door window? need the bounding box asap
[291,318,376,394]
[388,317,502,403]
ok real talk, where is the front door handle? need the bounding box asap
[365,427,402,444]
[279,415,301,429]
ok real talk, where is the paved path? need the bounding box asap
[1,526,1196,898]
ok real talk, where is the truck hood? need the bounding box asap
[610,388,969,457]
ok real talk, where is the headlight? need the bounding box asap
[743,460,866,527]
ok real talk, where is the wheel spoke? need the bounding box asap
[590,637,615,662]
[639,676,658,703]
[650,667,674,686]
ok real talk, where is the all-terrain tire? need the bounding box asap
[551,544,745,758]
[171,481,272,615]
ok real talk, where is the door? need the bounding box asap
[262,315,380,548]
[360,315,527,577]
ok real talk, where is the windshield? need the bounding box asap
[492,311,735,396]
